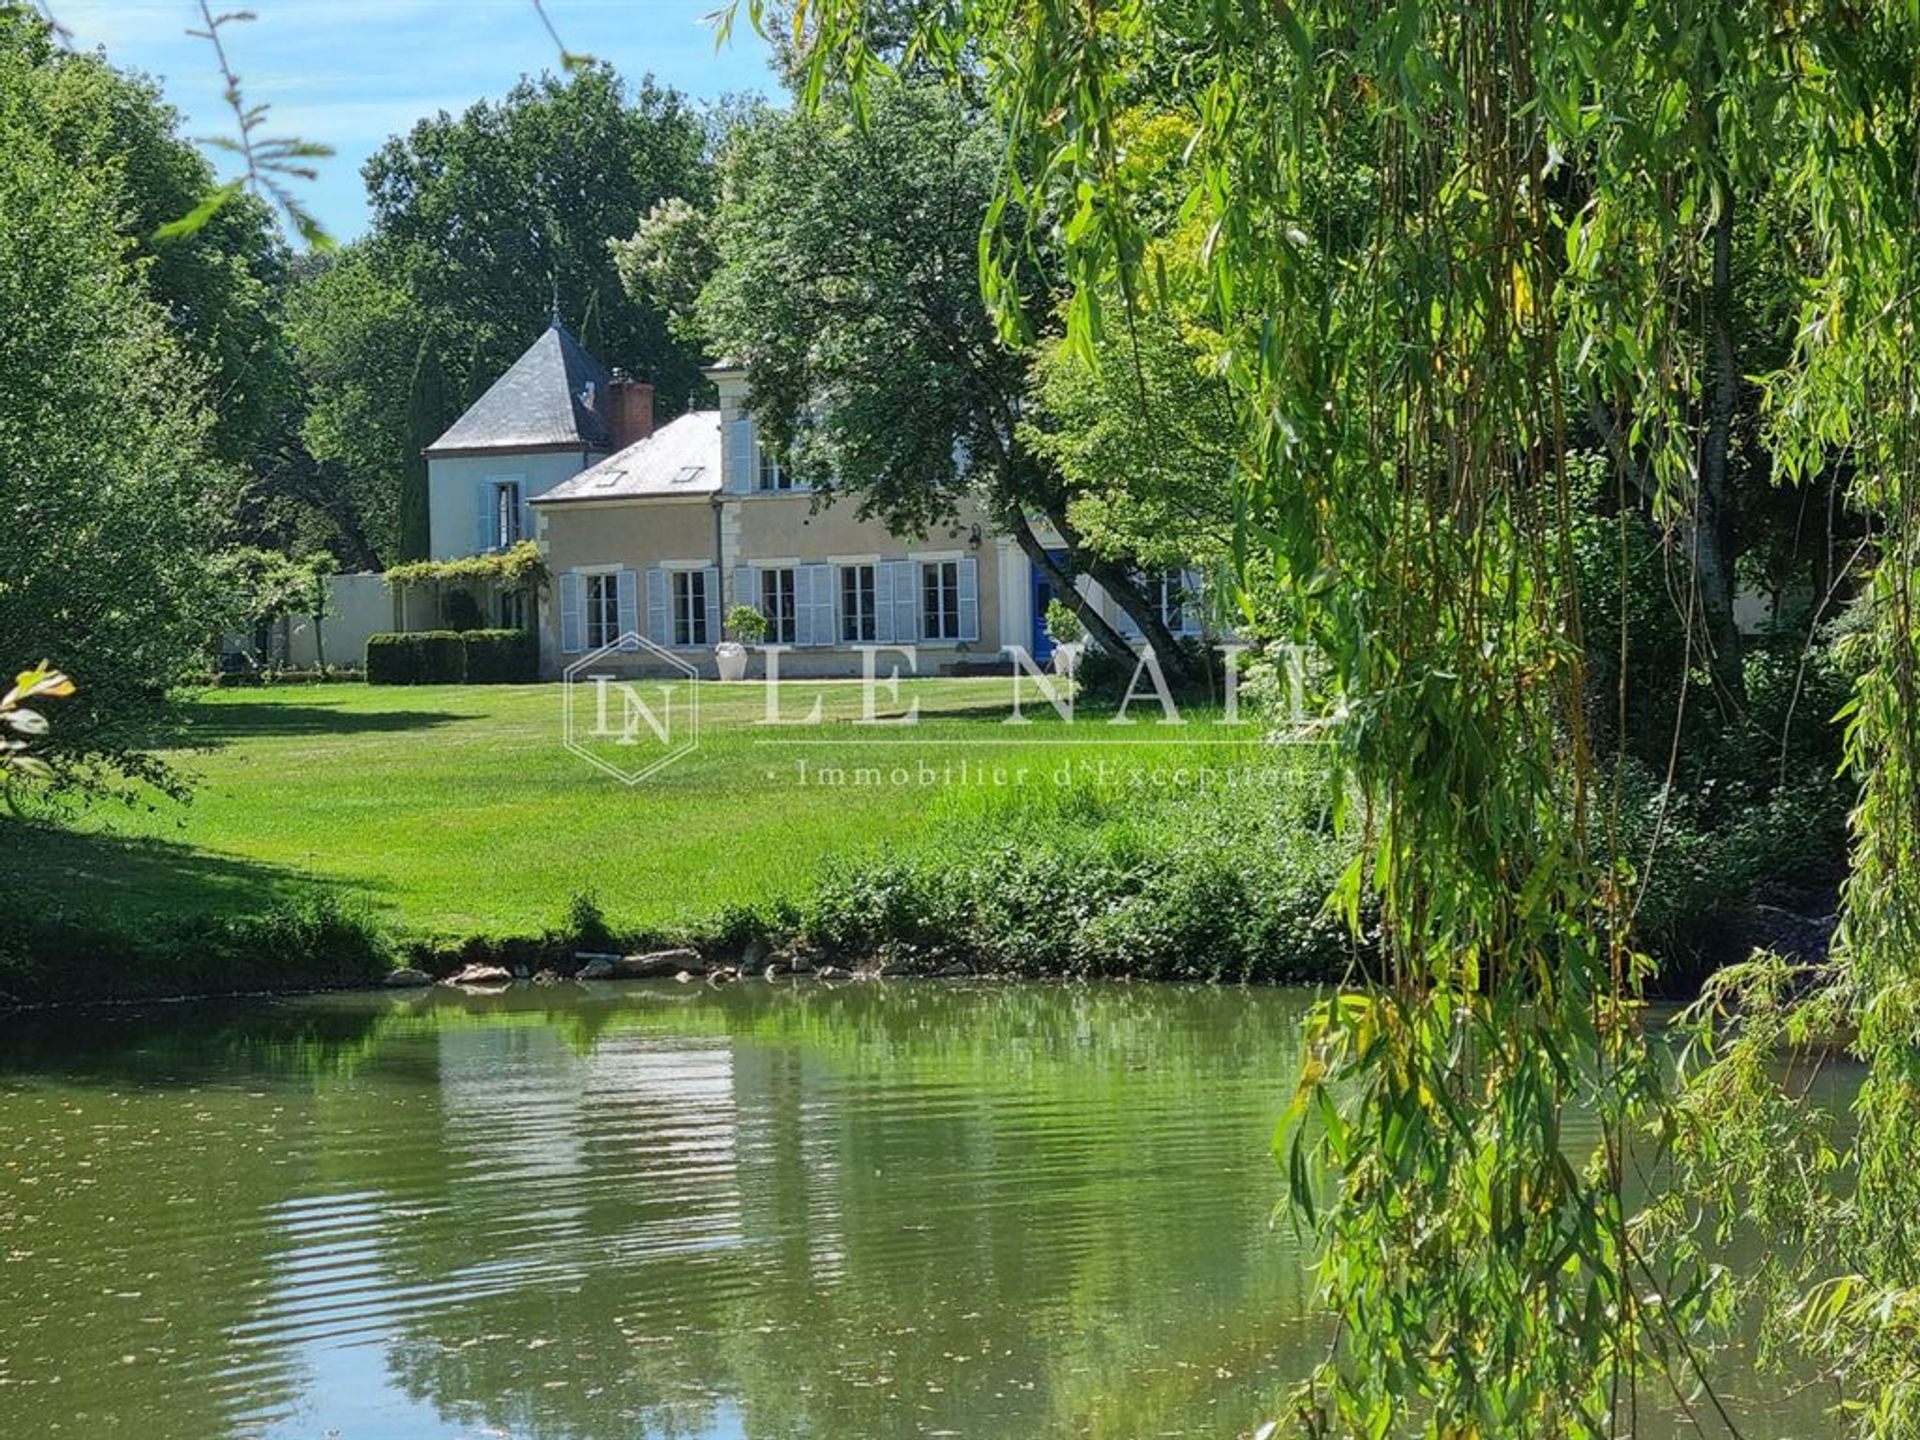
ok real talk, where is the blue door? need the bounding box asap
[1030,550,1069,662]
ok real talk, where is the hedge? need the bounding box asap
[366,630,538,685]
[462,629,538,683]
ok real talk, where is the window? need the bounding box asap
[491,480,522,549]
[586,573,619,649]
[1154,571,1194,633]
[840,564,877,642]
[671,569,709,646]
[922,560,961,641]
[760,568,797,644]
[757,443,793,491]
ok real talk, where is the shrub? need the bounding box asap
[0,889,392,1005]
[462,628,537,683]
[559,890,617,952]
[417,631,465,683]
[725,604,768,643]
[1043,598,1084,645]
[365,631,470,684]
[364,633,412,684]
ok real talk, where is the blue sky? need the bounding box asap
[54,0,781,241]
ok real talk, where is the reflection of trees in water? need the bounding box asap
[324,985,1327,1438]
[1,984,1329,1439]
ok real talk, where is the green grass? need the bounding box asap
[5,678,1288,944]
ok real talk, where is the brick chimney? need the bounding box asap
[606,368,655,450]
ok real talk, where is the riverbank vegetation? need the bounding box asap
[0,669,1845,1006]
[0,679,1353,1002]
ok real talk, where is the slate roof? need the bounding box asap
[532,411,723,503]
[424,320,614,456]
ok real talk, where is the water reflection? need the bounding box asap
[0,984,1837,1438]
[0,984,1322,1438]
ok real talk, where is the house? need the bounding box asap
[422,325,1207,678]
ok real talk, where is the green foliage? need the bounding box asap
[384,541,546,592]
[779,0,1920,1429]
[692,76,1188,668]
[285,248,432,563]
[0,887,390,1005]
[0,14,230,793]
[211,548,336,639]
[1041,599,1083,645]
[367,630,534,685]
[17,11,298,471]
[1024,289,1238,572]
[367,631,462,685]
[725,604,768,643]
[459,629,538,684]
[696,81,1017,533]
[559,890,616,953]
[609,194,720,341]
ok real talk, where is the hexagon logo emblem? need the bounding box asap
[561,634,700,785]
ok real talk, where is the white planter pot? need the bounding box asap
[714,642,749,682]
[1051,642,1083,679]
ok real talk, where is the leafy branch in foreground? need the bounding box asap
[529,0,595,72]
[1,665,74,784]
[164,3,334,250]
[767,0,1920,1434]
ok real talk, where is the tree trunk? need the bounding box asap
[1005,511,1134,660]
[1083,552,1198,687]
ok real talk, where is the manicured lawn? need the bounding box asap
[12,678,1275,940]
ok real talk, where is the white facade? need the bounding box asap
[426,449,599,561]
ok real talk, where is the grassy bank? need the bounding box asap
[0,679,1353,1002]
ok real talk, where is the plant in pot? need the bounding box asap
[718,603,767,681]
[1044,597,1086,678]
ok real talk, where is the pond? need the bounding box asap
[0,982,1828,1438]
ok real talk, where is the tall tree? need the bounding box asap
[21,17,296,473]
[0,9,227,791]
[684,80,1196,673]
[285,246,441,566]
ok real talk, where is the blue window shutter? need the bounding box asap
[890,559,918,643]
[958,557,979,643]
[703,568,721,646]
[727,418,753,493]
[474,482,495,553]
[806,564,834,645]
[646,568,669,646]
[560,572,584,653]
[733,567,756,618]
[515,483,531,546]
[616,569,639,649]
[793,566,815,646]
[873,563,894,645]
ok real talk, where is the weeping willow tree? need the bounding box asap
[745,0,1920,1433]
